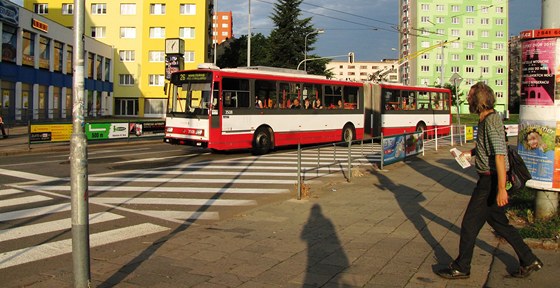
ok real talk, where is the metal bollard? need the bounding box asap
[297,142,302,200]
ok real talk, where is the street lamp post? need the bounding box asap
[304,29,324,71]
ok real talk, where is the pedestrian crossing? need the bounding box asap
[0,144,381,270]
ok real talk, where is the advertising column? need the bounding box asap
[519,28,560,218]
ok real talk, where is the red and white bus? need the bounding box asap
[164,65,452,153]
[164,66,365,154]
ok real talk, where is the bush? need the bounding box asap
[507,187,560,240]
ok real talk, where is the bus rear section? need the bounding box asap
[363,83,452,138]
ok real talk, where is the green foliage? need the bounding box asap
[217,33,269,68]
[507,188,560,240]
[452,114,520,126]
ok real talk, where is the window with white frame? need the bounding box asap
[148,51,165,62]
[451,29,460,36]
[436,53,442,60]
[451,42,460,48]
[496,92,504,98]
[222,15,229,20]
[496,31,505,38]
[466,5,474,12]
[180,27,196,39]
[120,27,136,38]
[481,67,489,74]
[466,67,475,73]
[421,78,430,86]
[221,23,229,28]
[180,4,196,15]
[451,5,459,12]
[465,79,474,85]
[119,74,134,85]
[121,3,136,15]
[435,29,443,35]
[495,80,504,86]
[421,4,429,10]
[481,18,489,25]
[149,74,165,86]
[452,54,459,61]
[91,3,107,15]
[496,55,504,62]
[466,54,475,61]
[436,5,444,11]
[481,55,489,61]
[421,41,430,48]
[466,30,475,36]
[150,3,166,15]
[466,42,475,49]
[451,66,460,73]
[451,17,459,24]
[481,31,489,37]
[497,67,505,74]
[184,51,195,62]
[421,29,430,36]
[436,17,444,24]
[435,66,442,73]
[481,6,489,13]
[420,54,429,60]
[481,42,489,49]
[420,16,430,23]
[421,65,430,72]
[62,3,73,15]
[91,27,106,38]
[34,3,48,14]
[496,18,505,25]
[496,6,504,13]
[119,50,135,62]
[149,27,166,38]
[495,43,505,50]
[466,18,474,25]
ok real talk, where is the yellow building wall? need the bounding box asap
[25,0,211,117]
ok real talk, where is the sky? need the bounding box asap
[9,0,542,61]
[219,0,543,61]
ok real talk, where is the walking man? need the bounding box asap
[436,82,542,279]
[0,114,7,138]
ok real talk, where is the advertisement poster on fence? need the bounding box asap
[382,135,405,165]
[85,123,128,140]
[517,109,556,187]
[129,121,165,137]
[29,124,72,142]
[405,132,423,157]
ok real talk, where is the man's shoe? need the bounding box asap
[436,267,470,279]
[512,258,543,278]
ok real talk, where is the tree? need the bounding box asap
[217,33,269,68]
[267,0,327,75]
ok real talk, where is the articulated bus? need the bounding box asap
[164,65,452,154]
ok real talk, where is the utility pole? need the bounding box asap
[71,1,90,287]
[247,0,251,67]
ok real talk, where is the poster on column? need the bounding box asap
[518,106,556,188]
[521,38,556,105]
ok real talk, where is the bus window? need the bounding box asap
[417,91,430,110]
[302,84,321,109]
[223,78,250,108]
[430,92,442,110]
[343,86,359,109]
[255,80,276,109]
[404,91,416,110]
[325,85,343,109]
[382,88,400,111]
[279,82,301,109]
[440,91,449,111]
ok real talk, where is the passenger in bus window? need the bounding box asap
[303,98,312,109]
[337,100,343,109]
[291,98,301,109]
[256,98,263,108]
[314,98,323,109]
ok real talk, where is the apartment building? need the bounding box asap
[26,0,212,118]
[213,11,232,44]
[399,0,509,114]
[326,59,399,83]
[0,0,113,123]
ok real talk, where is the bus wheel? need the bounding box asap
[342,124,355,143]
[253,128,272,155]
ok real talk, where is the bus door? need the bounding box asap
[211,81,220,129]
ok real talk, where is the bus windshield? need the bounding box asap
[169,81,212,116]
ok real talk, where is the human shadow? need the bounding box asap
[300,204,352,287]
[369,167,518,273]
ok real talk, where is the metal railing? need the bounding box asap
[294,124,467,199]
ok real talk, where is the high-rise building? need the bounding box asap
[213,11,232,45]
[398,0,509,114]
[25,0,212,118]
[326,59,399,83]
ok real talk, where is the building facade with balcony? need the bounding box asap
[326,59,399,83]
[398,0,509,114]
[26,0,212,118]
[0,0,113,123]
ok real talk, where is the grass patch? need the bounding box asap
[453,114,519,126]
[506,188,560,240]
